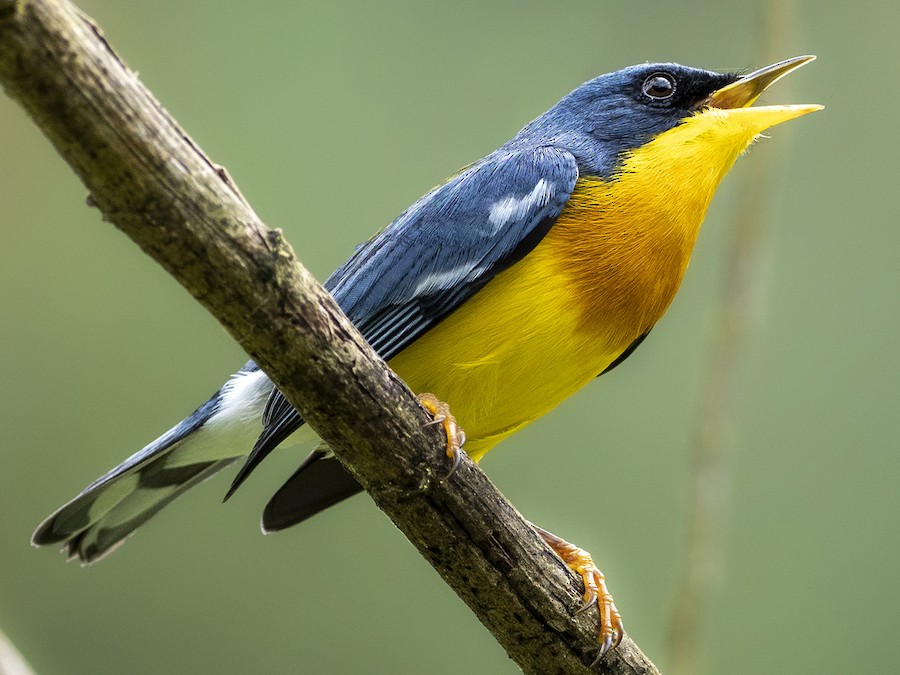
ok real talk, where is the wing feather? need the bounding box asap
[228,146,578,496]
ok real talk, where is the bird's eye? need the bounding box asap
[642,73,676,100]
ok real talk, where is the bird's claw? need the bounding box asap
[416,393,466,479]
[533,525,623,664]
[575,592,598,615]
[591,633,616,668]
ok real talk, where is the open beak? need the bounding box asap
[705,55,823,130]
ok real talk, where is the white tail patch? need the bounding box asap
[163,369,273,468]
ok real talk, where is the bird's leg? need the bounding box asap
[533,525,623,662]
[417,392,466,478]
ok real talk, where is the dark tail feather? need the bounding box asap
[32,393,237,564]
[224,437,276,502]
[224,391,305,501]
[48,458,234,563]
[261,450,363,532]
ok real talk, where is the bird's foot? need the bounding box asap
[417,392,466,479]
[534,525,623,664]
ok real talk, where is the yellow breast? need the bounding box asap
[389,110,767,460]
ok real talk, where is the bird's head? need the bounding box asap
[521,56,822,177]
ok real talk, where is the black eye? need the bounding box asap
[642,73,676,100]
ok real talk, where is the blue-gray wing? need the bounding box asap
[328,145,578,357]
[227,145,578,495]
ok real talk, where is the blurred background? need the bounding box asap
[1,0,897,673]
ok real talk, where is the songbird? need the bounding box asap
[33,56,820,657]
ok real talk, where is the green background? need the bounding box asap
[2,1,897,673]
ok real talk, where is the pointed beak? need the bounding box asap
[706,55,823,131]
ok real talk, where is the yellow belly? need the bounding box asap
[387,176,684,461]
[388,240,623,461]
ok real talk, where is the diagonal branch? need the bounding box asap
[0,1,659,672]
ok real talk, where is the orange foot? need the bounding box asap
[534,525,623,663]
[416,392,466,479]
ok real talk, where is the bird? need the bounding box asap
[33,55,820,657]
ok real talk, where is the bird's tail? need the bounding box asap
[32,367,272,564]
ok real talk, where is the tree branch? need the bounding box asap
[0,1,659,672]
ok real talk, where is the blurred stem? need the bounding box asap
[666,1,800,673]
[0,628,35,675]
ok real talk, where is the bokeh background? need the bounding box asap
[2,1,898,673]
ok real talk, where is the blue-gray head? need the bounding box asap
[509,58,817,176]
